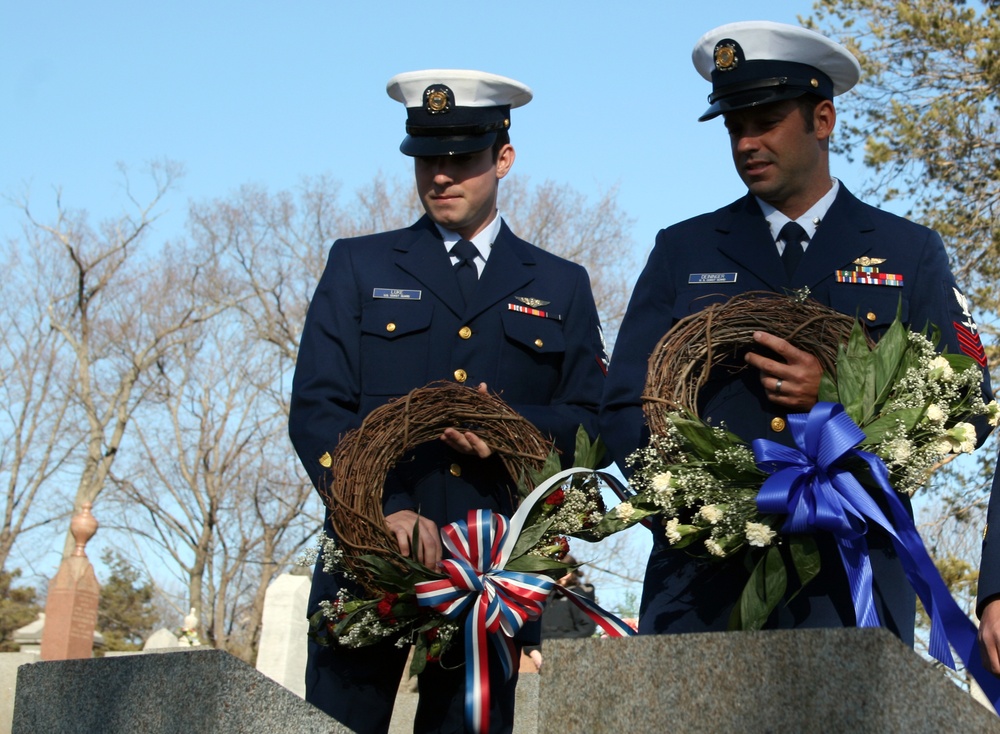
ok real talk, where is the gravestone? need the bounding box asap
[537,628,1000,733]
[39,503,100,661]
[12,648,348,733]
[255,573,310,696]
[143,628,181,651]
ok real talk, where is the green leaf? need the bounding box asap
[942,352,976,373]
[786,536,821,599]
[572,504,661,541]
[508,518,554,560]
[670,415,726,460]
[730,546,786,631]
[410,636,429,677]
[835,325,874,424]
[527,449,564,490]
[818,371,840,403]
[409,513,421,563]
[870,317,908,414]
[859,407,925,445]
[586,434,608,469]
[669,524,709,549]
[573,426,605,469]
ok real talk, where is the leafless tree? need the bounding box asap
[2,166,638,656]
[107,320,319,661]
[0,240,82,571]
[7,161,230,560]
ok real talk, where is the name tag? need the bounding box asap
[688,272,738,284]
[373,288,421,300]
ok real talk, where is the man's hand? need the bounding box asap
[441,428,493,458]
[384,510,442,569]
[979,598,1000,675]
[745,331,823,411]
[528,649,543,671]
[440,382,493,458]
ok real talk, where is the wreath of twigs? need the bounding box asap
[642,291,870,439]
[320,381,552,591]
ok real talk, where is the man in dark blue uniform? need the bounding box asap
[601,22,992,641]
[290,69,606,733]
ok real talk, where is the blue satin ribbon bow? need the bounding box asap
[753,402,1000,710]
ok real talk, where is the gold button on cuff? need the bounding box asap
[454,369,467,383]
[449,463,462,477]
[534,339,544,348]
[770,417,787,432]
[459,326,472,339]
[319,451,333,468]
[866,312,877,322]
[386,322,396,332]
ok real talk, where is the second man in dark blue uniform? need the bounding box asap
[601,21,992,642]
[290,69,607,734]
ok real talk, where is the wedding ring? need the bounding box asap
[775,378,783,394]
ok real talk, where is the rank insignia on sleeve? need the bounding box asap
[953,287,988,367]
[508,303,562,321]
[835,258,903,287]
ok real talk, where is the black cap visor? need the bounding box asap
[399,131,497,157]
[699,85,811,121]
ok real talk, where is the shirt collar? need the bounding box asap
[758,178,841,243]
[435,212,502,262]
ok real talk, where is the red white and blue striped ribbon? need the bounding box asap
[415,468,636,733]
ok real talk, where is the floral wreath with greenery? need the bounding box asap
[611,292,998,631]
[304,381,634,731]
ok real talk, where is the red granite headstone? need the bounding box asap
[40,503,100,661]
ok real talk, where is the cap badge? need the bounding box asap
[714,41,740,72]
[423,84,454,114]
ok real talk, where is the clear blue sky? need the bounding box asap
[4,1,860,606]
[2,0,830,265]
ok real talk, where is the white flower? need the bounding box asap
[929,356,954,381]
[987,401,1000,427]
[949,422,977,454]
[664,517,682,544]
[932,437,954,456]
[704,538,726,557]
[616,502,635,522]
[698,504,723,525]
[651,472,673,491]
[884,438,913,463]
[745,522,777,548]
[925,404,946,423]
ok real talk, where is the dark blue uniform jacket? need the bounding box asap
[601,185,992,638]
[291,214,606,613]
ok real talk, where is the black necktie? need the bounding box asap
[451,239,479,305]
[779,221,807,278]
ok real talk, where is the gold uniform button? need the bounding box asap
[318,451,333,468]
[459,326,472,339]
[866,312,877,322]
[534,339,544,348]
[386,322,396,332]
[454,369,467,383]
[770,417,787,432]
[449,463,462,477]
